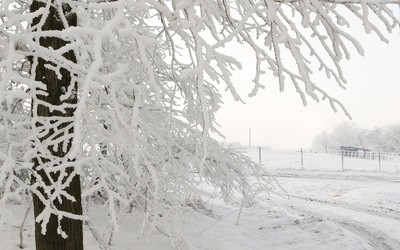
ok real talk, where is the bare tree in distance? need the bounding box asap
[0,0,399,248]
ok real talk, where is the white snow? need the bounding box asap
[2,166,400,249]
[1,0,400,249]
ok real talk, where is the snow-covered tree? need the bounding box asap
[312,122,368,150]
[0,0,399,248]
[367,124,400,152]
[312,123,400,152]
[311,131,331,151]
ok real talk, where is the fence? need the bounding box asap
[241,147,400,173]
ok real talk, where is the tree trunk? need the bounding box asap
[30,1,83,249]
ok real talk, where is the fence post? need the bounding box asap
[341,151,344,171]
[300,148,304,170]
[379,152,381,172]
[258,146,262,165]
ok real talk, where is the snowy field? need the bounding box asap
[2,162,400,249]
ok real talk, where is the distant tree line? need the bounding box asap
[312,122,400,152]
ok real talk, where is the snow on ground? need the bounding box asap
[244,148,400,173]
[1,168,400,249]
[267,170,400,249]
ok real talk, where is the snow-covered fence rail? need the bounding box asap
[240,148,400,173]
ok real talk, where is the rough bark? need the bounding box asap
[30,1,83,249]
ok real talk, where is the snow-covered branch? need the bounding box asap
[0,0,398,246]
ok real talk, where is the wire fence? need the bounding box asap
[240,147,400,173]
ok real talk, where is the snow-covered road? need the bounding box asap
[268,170,400,250]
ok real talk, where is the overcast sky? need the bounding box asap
[216,24,400,149]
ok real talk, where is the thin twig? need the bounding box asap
[235,197,245,226]
[19,202,32,249]
[85,219,111,250]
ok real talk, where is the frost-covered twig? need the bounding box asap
[19,201,32,249]
[84,219,111,250]
[0,0,398,246]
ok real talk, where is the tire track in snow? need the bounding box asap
[287,194,400,221]
[270,196,400,250]
[271,172,400,184]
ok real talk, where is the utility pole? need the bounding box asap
[300,148,304,170]
[249,128,251,148]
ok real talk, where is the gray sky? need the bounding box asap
[217,27,400,149]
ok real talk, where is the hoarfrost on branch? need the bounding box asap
[0,0,398,244]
